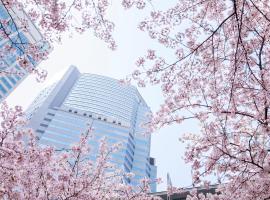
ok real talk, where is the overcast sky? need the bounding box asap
[6,1,200,191]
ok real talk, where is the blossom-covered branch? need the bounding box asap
[128,0,270,199]
[0,102,160,199]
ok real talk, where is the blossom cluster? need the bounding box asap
[129,0,270,199]
[0,102,160,199]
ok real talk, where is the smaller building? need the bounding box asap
[0,3,50,101]
[153,185,217,200]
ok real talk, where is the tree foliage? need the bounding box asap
[3,0,270,198]
[129,0,270,199]
[0,102,159,199]
[0,0,148,78]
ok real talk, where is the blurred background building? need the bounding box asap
[0,3,49,101]
[153,185,217,200]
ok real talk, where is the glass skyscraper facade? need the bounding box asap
[0,3,49,101]
[27,66,157,192]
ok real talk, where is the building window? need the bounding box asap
[1,77,12,89]
[74,111,78,114]
[7,76,16,85]
[129,132,134,140]
[69,109,72,112]
[40,123,48,127]
[36,129,45,134]
[44,118,52,122]
[0,6,10,19]
[0,84,7,94]
[15,74,21,81]
[47,113,55,116]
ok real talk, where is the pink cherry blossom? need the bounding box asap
[126,0,270,199]
[0,102,161,199]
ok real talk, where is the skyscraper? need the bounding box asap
[27,66,157,192]
[0,3,49,100]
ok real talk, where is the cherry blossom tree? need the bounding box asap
[0,1,49,81]
[0,0,149,79]
[5,0,270,198]
[0,1,163,198]
[0,102,160,199]
[0,0,119,80]
[126,0,270,199]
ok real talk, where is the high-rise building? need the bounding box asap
[27,66,157,192]
[0,3,49,100]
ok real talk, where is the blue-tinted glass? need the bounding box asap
[27,71,156,191]
[48,124,82,135]
[15,75,21,81]
[45,130,78,142]
[51,118,86,129]
[1,77,12,89]
[124,157,132,168]
[6,53,16,65]
[111,154,125,161]
[14,45,24,56]
[0,5,9,19]
[14,65,21,70]
[17,32,29,45]
[7,76,16,84]
[27,55,36,65]
[41,136,69,146]
[0,60,7,70]
[2,42,23,65]
[0,84,7,94]
[7,19,17,32]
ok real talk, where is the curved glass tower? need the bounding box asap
[27,66,157,192]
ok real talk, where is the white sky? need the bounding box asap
[6,1,200,191]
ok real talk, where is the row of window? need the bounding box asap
[40,137,71,149]
[45,130,79,143]
[94,120,129,130]
[74,82,134,97]
[125,149,134,163]
[0,71,21,95]
[0,29,30,96]
[66,93,135,111]
[64,101,131,121]
[44,123,128,152]
[66,92,135,110]
[67,108,125,126]
[55,111,86,124]
[70,84,136,101]
[93,123,130,137]
[124,156,133,169]
[50,119,86,131]
[72,79,134,94]
[0,5,10,20]
[79,75,130,87]
[48,124,84,135]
